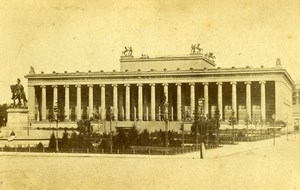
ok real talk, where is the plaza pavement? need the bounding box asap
[0,134,299,190]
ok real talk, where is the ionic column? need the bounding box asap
[150,83,156,121]
[100,84,106,120]
[76,85,81,121]
[163,83,169,102]
[125,84,130,121]
[189,83,195,114]
[64,85,70,121]
[231,82,237,117]
[112,84,118,120]
[41,85,46,121]
[137,84,143,121]
[245,81,252,120]
[53,85,58,107]
[203,82,209,116]
[88,84,94,119]
[176,83,182,121]
[260,81,266,121]
[217,82,223,120]
[28,85,35,120]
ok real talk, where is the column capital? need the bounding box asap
[162,83,169,86]
[245,81,252,85]
[189,82,195,86]
[230,81,237,85]
[259,81,266,85]
[75,84,81,88]
[99,84,105,87]
[175,83,182,86]
[40,85,46,88]
[52,85,58,88]
[124,84,130,87]
[87,84,93,88]
[216,82,223,85]
[202,82,209,86]
[149,83,156,87]
[63,85,69,88]
[112,84,118,87]
[137,83,143,87]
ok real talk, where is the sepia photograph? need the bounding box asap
[0,0,299,189]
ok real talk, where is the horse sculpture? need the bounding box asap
[191,43,202,53]
[10,79,27,108]
[122,46,133,56]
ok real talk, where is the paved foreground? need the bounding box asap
[0,135,299,190]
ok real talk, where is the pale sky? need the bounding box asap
[0,0,299,103]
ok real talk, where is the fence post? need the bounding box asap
[1,147,3,152]
[101,149,104,154]
[148,149,151,155]
[15,147,17,152]
[29,146,31,152]
[43,147,45,153]
[87,148,89,153]
[117,149,119,154]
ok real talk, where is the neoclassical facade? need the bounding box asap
[25,53,294,131]
[292,83,300,130]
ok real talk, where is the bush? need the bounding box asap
[99,139,108,149]
[36,142,44,151]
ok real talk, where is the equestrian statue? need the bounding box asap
[10,78,27,108]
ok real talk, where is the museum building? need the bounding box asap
[25,51,294,132]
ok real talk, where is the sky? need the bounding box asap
[0,0,299,103]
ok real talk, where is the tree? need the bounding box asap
[127,127,138,146]
[48,132,56,150]
[114,129,127,149]
[70,131,78,148]
[138,129,150,146]
[0,104,8,127]
[77,119,92,135]
[60,129,69,149]
[99,139,108,149]
[228,110,237,143]
[36,142,44,152]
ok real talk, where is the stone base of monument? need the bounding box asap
[0,108,53,146]
[6,108,29,130]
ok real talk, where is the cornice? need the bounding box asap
[25,67,294,87]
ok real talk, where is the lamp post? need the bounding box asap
[53,104,59,152]
[245,113,250,142]
[214,107,220,147]
[198,98,204,159]
[163,98,169,154]
[259,118,263,138]
[108,106,114,153]
[272,114,276,146]
[27,113,30,136]
[229,109,236,144]
[180,106,185,149]
[206,114,209,147]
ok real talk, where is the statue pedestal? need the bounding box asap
[189,52,203,56]
[120,55,134,60]
[6,108,29,129]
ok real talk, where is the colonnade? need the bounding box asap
[33,81,267,122]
